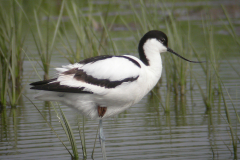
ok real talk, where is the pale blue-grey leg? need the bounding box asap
[99,119,107,160]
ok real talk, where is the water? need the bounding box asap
[1,0,240,159]
[1,60,239,160]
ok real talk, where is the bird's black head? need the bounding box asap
[138,30,168,66]
[139,30,168,49]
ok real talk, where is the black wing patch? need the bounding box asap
[74,69,139,88]
[30,78,93,94]
[30,69,139,93]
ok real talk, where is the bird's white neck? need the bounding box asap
[142,39,164,78]
[135,39,164,97]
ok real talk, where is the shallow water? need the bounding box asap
[1,56,240,160]
[1,0,240,160]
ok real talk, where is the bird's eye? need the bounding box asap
[160,38,165,42]
[158,38,165,43]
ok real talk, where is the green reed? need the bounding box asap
[221,6,240,47]
[24,1,82,156]
[24,95,74,157]
[164,13,191,97]
[221,7,239,158]
[58,104,79,159]
[193,16,220,112]
[192,14,239,158]
[78,117,87,158]
[53,102,88,159]
[221,6,240,78]
[58,0,118,64]
[209,56,239,159]
[30,0,64,80]
[0,0,25,107]
[218,79,238,159]
[25,54,85,159]
[24,47,80,159]
[23,1,89,158]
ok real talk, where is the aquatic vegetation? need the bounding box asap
[58,0,118,64]
[192,13,239,159]
[30,0,64,80]
[0,0,239,159]
[0,0,25,107]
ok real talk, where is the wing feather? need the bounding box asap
[30,55,142,95]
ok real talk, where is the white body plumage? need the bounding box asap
[33,38,164,119]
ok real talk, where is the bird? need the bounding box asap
[30,30,202,159]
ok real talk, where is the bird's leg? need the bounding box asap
[99,119,107,160]
[99,119,105,141]
[97,105,107,159]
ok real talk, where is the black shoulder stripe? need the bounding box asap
[74,69,139,88]
[79,55,113,64]
[30,81,93,94]
[79,55,141,68]
[117,56,141,68]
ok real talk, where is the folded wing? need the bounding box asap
[30,55,141,95]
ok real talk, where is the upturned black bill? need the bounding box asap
[167,48,204,63]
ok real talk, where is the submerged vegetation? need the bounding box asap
[0,0,239,159]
